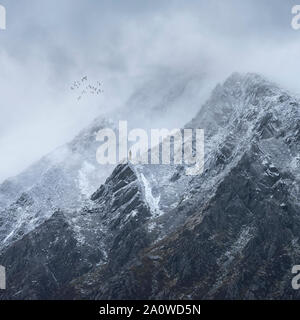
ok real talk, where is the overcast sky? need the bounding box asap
[0,0,299,182]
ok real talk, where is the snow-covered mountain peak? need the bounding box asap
[1,73,300,299]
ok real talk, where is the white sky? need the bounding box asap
[0,0,299,182]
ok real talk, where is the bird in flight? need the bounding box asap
[70,76,103,101]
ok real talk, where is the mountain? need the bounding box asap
[0,117,116,252]
[0,70,205,252]
[1,72,300,299]
[63,73,300,300]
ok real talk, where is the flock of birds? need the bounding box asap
[71,76,103,101]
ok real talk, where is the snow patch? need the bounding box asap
[78,161,96,197]
[140,173,163,218]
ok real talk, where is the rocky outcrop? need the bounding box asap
[0,164,154,299]
[0,210,102,300]
[60,73,300,300]
[77,145,300,300]
[1,73,300,300]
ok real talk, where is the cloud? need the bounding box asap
[0,0,299,181]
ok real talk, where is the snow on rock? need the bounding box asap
[78,161,97,198]
[140,173,163,218]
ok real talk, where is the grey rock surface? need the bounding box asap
[1,72,300,300]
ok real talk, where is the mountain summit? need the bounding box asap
[1,73,300,299]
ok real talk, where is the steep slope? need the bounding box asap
[1,72,300,300]
[0,117,116,251]
[0,163,154,299]
[126,73,300,240]
[0,210,103,300]
[60,73,300,299]
[85,145,300,300]
[0,70,204,252]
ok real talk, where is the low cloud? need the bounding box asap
[0,0,299,181]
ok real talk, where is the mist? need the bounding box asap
[0,0,299,182]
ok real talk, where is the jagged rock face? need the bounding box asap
[84,146,300,300]
[124,73,300,242]
[89,164,153,273]
[60,73,300,300]
[1,72,300,300]
[0,164,153,299]
[0,211,103,300]
[0,71,204,252]
[0,117,116,251]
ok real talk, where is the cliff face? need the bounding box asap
[0,71,204,253]
[86,147,300,300]
[1,73,300,300]
[0,164,153,300]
